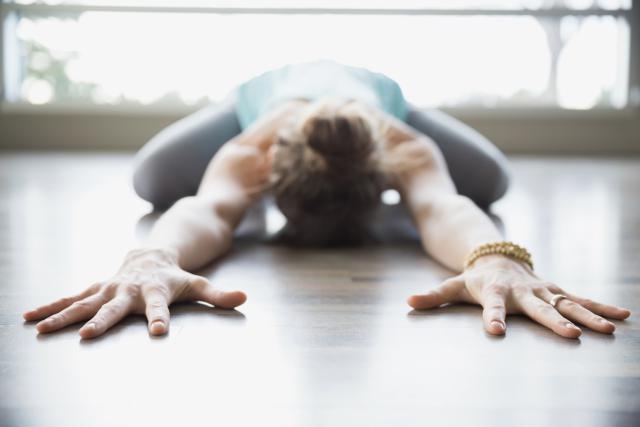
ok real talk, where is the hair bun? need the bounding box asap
[269,99,386,246]
[305,115,373,172]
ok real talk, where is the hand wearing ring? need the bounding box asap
[408,254,631,339]
[549,294,569,308]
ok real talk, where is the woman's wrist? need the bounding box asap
[466,253,534,274]
[464,241,533,271]
[125,246,180,265]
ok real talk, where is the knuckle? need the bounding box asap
[121,284,142,299]
[88,282,103,293]
[70,300,91,311]
[430,288,443,298]
[549,284,565,293]
[151,283,170,295]
[562,300,579,309]
[487,303,505,311]
[144,285,170,300]
[102,282,119,294]
[50,313,64,323]
[537,304,556,315]
[189,276,208,290]
[148,300,166,310]
[484,283,508,295]
[511,285,530,298]
[59,297,74,306]
[100,303,120,317]
[150,315,167,323]
[530,284,546,295]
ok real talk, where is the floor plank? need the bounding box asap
[0,152,638,427]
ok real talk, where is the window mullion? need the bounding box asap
[629,0,640,107]
[1,3,634,18]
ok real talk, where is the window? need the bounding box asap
[1,0,636,110]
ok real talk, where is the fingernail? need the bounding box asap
[566,322,580,330]
[36,320,51,333]
[79,323,96,338]
[491,321,505,330]
[150,321,165,333]
[598,318,615,328]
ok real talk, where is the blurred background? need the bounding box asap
[0,0,638,154]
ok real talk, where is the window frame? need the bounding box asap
[0,1,638,153]
[1,2,638,111]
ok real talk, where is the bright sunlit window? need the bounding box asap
[1,0,634,110]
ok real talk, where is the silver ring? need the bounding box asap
[549,294,569,308]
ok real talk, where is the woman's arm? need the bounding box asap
[392,137,500,272]
[22,145,259,339]
[387,125,631,338]
[143,141,270,272]
[156,97,307,270]
[23,102,299,339]
[378,112,497,270]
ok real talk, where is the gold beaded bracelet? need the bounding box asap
[464,241,534,271]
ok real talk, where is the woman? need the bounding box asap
[24,59,631,339]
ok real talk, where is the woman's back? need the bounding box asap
[233,59,408,131]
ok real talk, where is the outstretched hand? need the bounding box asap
[23,248,246,339]
[407,254,631,338]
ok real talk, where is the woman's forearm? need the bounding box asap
[413,193,502,272]
[140,108,281,272]
[143,186,251,271]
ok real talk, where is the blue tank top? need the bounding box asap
[233,59,408,131]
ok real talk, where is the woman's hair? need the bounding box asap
[268,97,389,246]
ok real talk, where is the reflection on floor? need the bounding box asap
[0,153,638,427]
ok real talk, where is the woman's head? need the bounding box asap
[269,97,388,245]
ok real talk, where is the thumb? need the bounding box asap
[407,275,469,309]
[188,275,247,309]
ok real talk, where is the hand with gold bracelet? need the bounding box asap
[407,241,631,338]
[386,122,632,338]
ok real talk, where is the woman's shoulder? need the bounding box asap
[363,104,443,181]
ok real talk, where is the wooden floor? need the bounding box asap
[0,152,639,427]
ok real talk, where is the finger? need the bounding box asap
[78,296,133,339]
[24,284,100,321]
[481,284,508,335]
[547,284,631,320]
[143,289,171,335]
[189,276,247,309]
[35,292,107,334]
[555,298,616,334]
[407,275,469,310]
[535,287,615,334]
[516,292,582,339]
